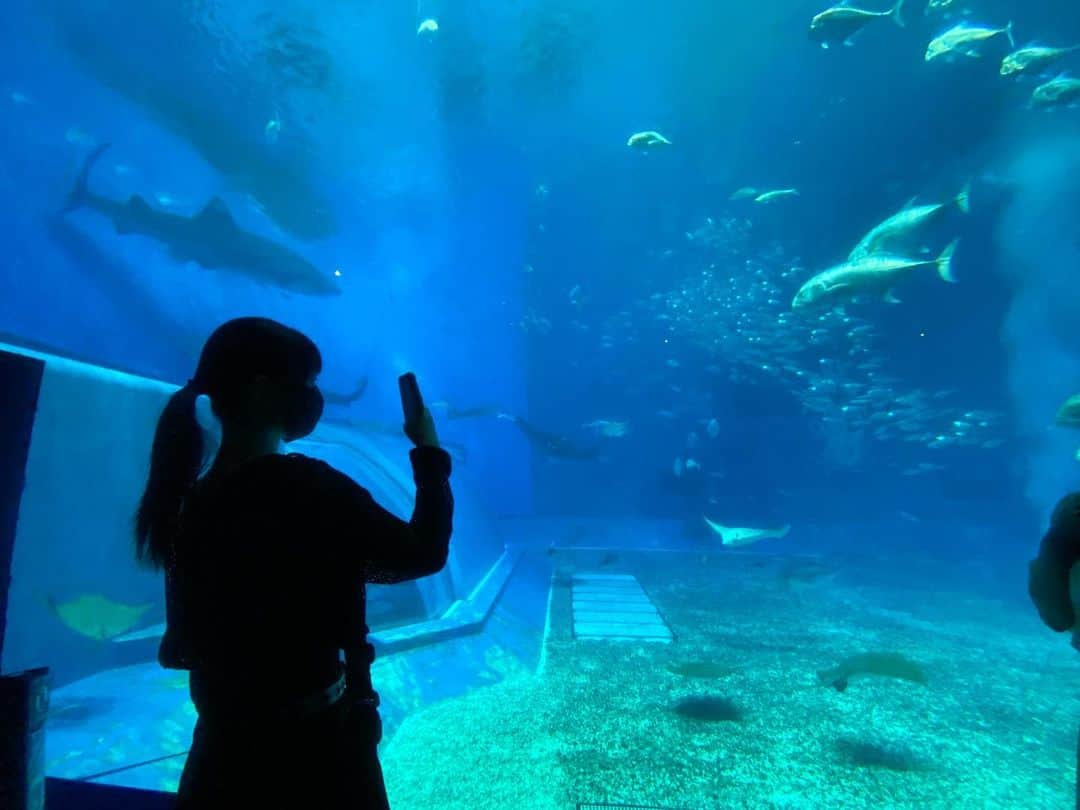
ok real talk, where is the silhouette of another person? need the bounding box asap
[1028,492,1080,810]
[134,318,453,809]
[1029,493,1080,633]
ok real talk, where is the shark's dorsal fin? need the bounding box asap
[197,197,236,229]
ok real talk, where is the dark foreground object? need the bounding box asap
[1,667,50,809]
[176,697,388,809]
[46,779,174,810]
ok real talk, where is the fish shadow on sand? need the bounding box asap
[671,695,745,723]
[834,737,931,772]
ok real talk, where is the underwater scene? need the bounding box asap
[4,0,1080,807]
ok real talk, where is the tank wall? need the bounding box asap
[0,345,507,686]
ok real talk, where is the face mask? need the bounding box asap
[282,383,324,441]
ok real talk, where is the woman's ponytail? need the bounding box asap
[134,386,205,569]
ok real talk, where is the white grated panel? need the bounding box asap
[571,573,673,643]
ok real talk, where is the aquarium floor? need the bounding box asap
[380,549,1080,809]
[44,543,1080,808]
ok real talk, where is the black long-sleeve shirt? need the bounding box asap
[159,446,453,712]
[1029,492,1080,633]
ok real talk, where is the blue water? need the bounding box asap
[4,0,1080,806]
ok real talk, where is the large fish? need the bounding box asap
[1031,75,1080,109]
[1056,393,1080,428]
[792,241,958,310]
[809,1,905,49]
[1054,393,1080,460]
[48,594,153,641]
[729,186,760,201]
[817,651,928,691]
[627,131,672,149]
[1000,45,1080,78]
[754,189,800,204]
[925,22,1015,62]
[63,144,341,297]
[703,517,791,546]
[847,184,969,261]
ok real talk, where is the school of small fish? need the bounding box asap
[568,209,1007,488]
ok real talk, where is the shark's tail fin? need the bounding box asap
[327,376,368,405]
[346,376,369,403]
[936,239,959,283]
[955,181,972,214]
[703,516,728,538]
[62,143,111,215]
[1004,20,1016,49]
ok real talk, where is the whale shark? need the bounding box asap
[63,144,341,297]
[703,517,791,546]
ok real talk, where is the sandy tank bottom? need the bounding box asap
[381,552,1080,809]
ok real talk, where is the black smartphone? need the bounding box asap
[398,372,424,425]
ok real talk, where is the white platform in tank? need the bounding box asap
[571,573,673,643]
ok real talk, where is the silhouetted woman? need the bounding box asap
[134,317,453,808]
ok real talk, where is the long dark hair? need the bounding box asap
[134,317,321,569]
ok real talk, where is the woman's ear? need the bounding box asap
[193,395,222,478]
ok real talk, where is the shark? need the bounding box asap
[323,376,369,406]
[63,144,341,297]
[498,414,603,461]
[703,517,791,546]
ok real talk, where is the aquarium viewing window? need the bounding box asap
[0,341,527,792]
[4,0,1080,807]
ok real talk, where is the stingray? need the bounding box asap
[703,517,791,546]
[47,594,154,641]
